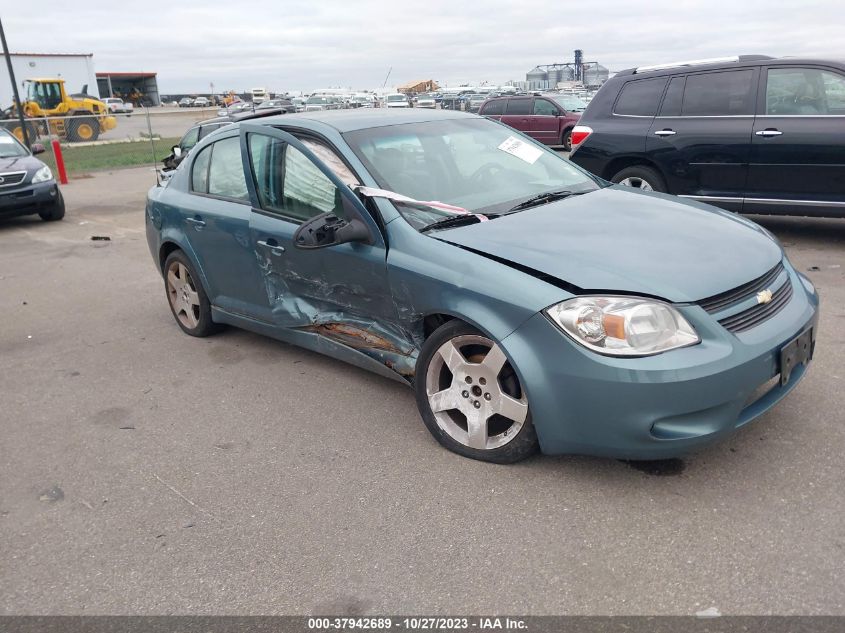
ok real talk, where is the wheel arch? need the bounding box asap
[602,155,665,182]
[156,238,213,300]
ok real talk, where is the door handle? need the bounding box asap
[654,129,676,136]
[257,239,285,255]
[185,216,205,229]
[755,129,783,137]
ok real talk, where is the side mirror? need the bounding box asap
[294,211,371,249]
[31,143,46,155]
[172,146,182,157]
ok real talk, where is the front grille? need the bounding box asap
[717,279,793,333]
[0,171,27,187]
[698,262,784,314]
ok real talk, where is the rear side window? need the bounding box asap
[481,99,505,115]
[682,70,754,116]
[204,137,249,201]
[505,99,531,115]
[614,78,667,116]
[191,145,211,192]
[659,77,686,116]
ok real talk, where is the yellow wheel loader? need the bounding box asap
[1,78,117,143]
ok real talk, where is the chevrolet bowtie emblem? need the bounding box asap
[757,289,774,304]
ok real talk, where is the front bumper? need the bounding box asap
[500,263,819,459]
[0,181,60,219]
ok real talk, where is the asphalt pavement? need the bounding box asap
[0,167,843,615]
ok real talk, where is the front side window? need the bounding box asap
[481,99,505,115]
[533,99,558,116]
[614,78,668,116]
[766,67,845,115]
[180,127,200,151]
[248,134,343,222]
[682,70,754,116]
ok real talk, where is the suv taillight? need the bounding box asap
[571,125,593,147]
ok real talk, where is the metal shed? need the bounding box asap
[96,72,160,106]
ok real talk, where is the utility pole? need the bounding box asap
[0,16,31,147]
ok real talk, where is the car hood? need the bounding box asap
[437,186,782,303]
[0,154,42,174]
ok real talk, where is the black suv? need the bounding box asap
[570,55,845,217]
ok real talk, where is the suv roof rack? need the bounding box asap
[633,55,773,74]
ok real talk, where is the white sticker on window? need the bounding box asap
[0,135,16,144]
[497,136,543,164]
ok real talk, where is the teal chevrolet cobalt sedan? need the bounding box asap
[145,109,818,463]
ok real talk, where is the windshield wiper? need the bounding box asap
[420,214,486,233]
[505,189,585,214]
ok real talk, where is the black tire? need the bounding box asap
[610,165,666,193]
[4,121,38,144]
[38,189,65,221]
[414,320,539,464]
[66,116,99,142]
[561,128,572,152]
[162,250,221,337]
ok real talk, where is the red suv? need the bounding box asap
[479,94,585,150]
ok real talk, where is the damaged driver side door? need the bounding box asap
[240,124,417,376]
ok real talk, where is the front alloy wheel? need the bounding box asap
[415,321,538,463]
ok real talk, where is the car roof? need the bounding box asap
[237,108,475,133]
[616,55,845,79]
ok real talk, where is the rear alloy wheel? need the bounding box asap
[163,251,220,337]
[561,129,572,152]
[415,321,539,463]
[611,165,666,193]
[67,117,99,142]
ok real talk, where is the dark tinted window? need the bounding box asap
[505,98,531,115]
[660,77,685,116]
[682,70,754,116]
[481,99,505,115]
[198,123,226,140]
[614,78,667,116]
[533,99,558,116]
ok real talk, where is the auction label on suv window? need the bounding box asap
[497,136,543,164]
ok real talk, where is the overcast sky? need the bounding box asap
[5,1,845,93]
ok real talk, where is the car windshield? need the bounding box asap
[551,95,587,111]
[307,97,328,104]
[387,95,406,102]
[344,117,600,230]
[0,132,29,158]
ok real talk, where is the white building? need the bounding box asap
[0,53,99,107]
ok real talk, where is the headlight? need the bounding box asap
[545,296,700,357]
[32,165,53,183]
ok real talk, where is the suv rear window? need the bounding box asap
[682,70,754,116]
[505,98,531,115]
[614,78,667,116]
[481,99,505,115]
